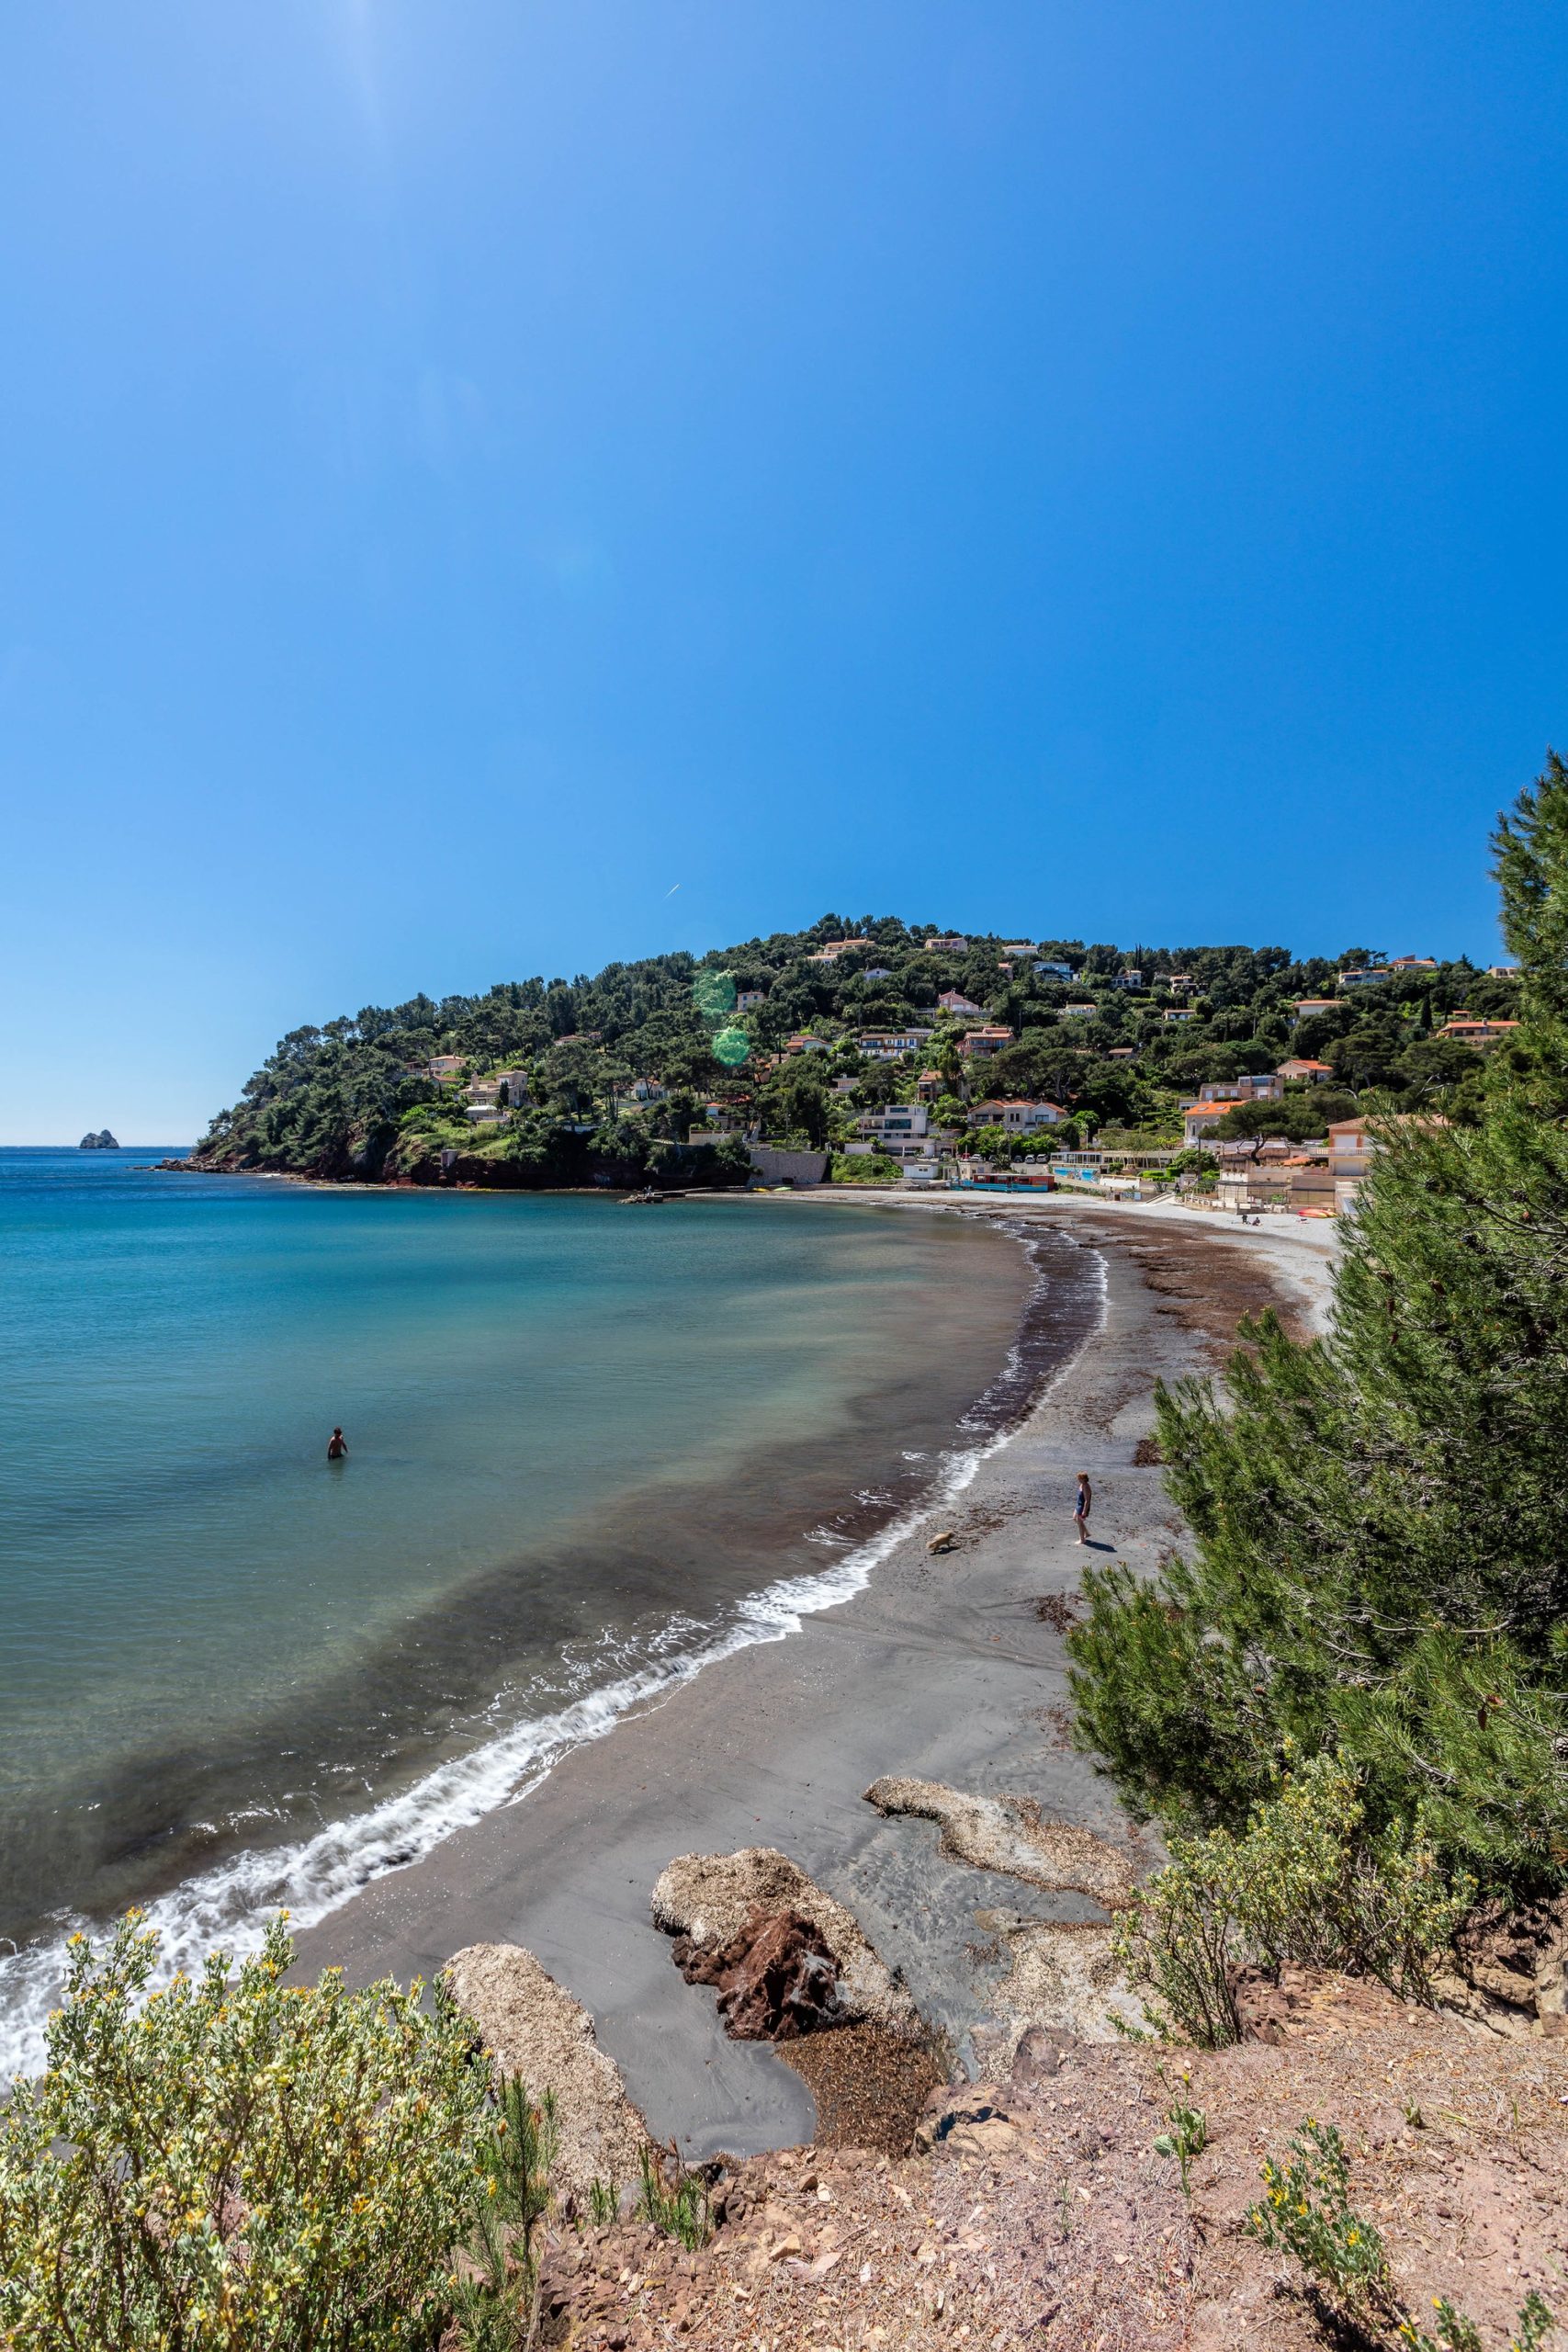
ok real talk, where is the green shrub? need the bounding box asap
[1245,2117,1554,2352]
[0,1912,493,2352]
[587,2177,620,2227]
[829,1151,903,1185]
[1113,1751,1472,2046]
[636,2145,712,2252]
[1152,2089,1208,2195]
[450,2075,558,2351]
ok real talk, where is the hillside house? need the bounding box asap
[491,1069,531,1107]
[1064,1002,1098,1019]
[971,1099,1064,1132]
[806,939,873,964]
[784,1033,830,1055]
[916,1069,944,1102]
[1340,959,1436,989]
[426,1055,466,1083]
[853,1103,930,1147]
[615,1076,668,1104]
[1162,1007,1194,1023]
[1292,998,1340,1020]
[1276,1057,1333,1082]
[856,1027,935,1060]
[960,1026,1014,1057]
[1182,1099,1249,1147]
[1437,1013,1519,1045]
[1033,960,1075,981]
[1329,1114,1449,1214]
[938,989,985,1016]
[1193,1074,1283,1103]
[736,989,766,1011]
[925,934,969,955]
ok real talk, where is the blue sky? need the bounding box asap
[2,4,1564,1141]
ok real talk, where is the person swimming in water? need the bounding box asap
[327,1427,348,1460]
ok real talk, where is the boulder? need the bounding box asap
[652,1847,919,2034]
[671,1905,842,2041]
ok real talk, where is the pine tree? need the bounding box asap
[1068,752,1568,1894]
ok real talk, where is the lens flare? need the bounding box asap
[693,970,738,1023]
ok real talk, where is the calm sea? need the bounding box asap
[0,1147,1100,2074]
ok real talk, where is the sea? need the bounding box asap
[0,1146,1101,2076]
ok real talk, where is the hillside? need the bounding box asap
[186,916,1515,1186]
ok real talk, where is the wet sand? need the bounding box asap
[296,1203,1335,2156]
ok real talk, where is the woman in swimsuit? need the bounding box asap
[1074,1472,1092,1544]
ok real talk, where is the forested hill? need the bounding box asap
[187,913,1511,1186]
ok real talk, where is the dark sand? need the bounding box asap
[297,1199,1334,2157]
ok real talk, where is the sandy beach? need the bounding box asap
[294,1195,1337,2157]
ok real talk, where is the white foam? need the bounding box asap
[0,1226,1108,2085]
[0,1435,998,2082]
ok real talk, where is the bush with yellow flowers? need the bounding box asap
[1246,2116,1554,2352]
[0,1911,499,2350]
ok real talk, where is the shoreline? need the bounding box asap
[295,1205,1335,2156]
[0,1203,1054,2080]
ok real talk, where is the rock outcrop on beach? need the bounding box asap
[651,1846,920,2036]
[863,1779,1149,2047]
[441,1941,651,2199]
[863,1774,1137,1906]
[77,1128,118,1149]
[670,1905,844,2041]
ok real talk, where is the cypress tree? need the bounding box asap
[1068,752,1568,1894]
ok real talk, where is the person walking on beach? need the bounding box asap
[1074,1471,1092,1544]
[327,1427,348,1461]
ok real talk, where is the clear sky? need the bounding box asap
[2,4,1564,1141]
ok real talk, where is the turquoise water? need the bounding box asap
[0,1148,1095,2072]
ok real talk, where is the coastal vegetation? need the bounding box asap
[0,1914,557,2352]
[186,911,1517,1184]
[1071,754,1568,1928]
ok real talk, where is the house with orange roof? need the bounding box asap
[959,1026,1015,1058]
[1437,1013,1519,1046]
[1277,1057,1334,1082]
[806,938,873,963]
[1183,1098,1250,1147]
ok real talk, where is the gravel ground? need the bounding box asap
[536,1982,1568,2350]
